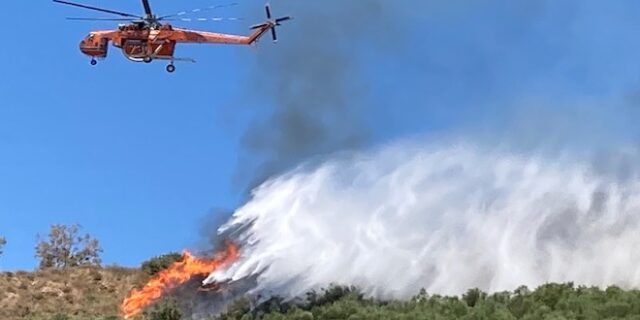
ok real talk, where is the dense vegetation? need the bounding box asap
[216,283,640,320]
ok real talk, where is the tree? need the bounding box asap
[463,288,485,307]
[35,224,103,269]
[0,236,6,257]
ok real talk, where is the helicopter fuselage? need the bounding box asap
[80,24,177,62]
[78,22,275,64]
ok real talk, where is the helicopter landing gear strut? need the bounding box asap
[163,57,194,73]
[90,58,97,66]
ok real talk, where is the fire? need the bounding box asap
[121,242,239,319]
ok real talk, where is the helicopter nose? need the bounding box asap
[79,38,108,58]
[79,39,91,55]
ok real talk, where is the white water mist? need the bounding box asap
[205,141,640,299]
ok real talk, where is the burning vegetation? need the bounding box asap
[121,242,239,319]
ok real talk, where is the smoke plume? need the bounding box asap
[236,0,410,188]
[207,140,640,298]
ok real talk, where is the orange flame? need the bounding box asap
[121,242,239,319]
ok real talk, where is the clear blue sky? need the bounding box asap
[2,0,640,271]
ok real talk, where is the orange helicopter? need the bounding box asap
[54,0,291,72]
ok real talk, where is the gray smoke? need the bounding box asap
[236,0,410,189]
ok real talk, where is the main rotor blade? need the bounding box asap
[141,0,153,16]
[53,0,142,18]
[66,17,136,21]
[170,17,243,22]
[158,3,238,20]
[271,27,277,42]
[276,16,291,23]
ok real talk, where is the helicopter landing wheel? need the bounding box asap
[90,59,97,66]
[166,64,176,73]
[143,57,153,63]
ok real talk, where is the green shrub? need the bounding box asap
[140,253,183,276]
[146,299,182,320]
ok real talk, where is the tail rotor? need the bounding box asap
[251,3,291,43]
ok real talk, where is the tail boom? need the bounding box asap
[171,22,273,45]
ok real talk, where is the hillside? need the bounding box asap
[0,267,141,320]
[4,268,640,320]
